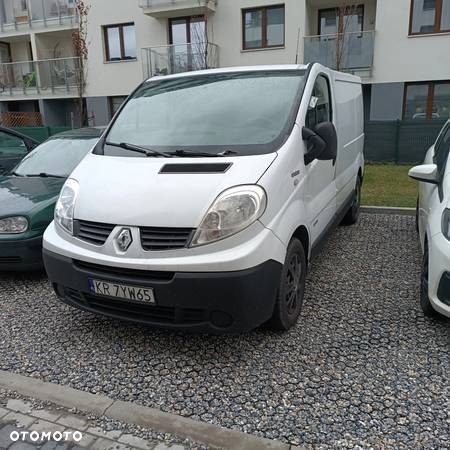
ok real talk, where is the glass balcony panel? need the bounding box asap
[142,42,219,79]
[303,31,375,72]
[0,0,77,32]
[0,57,80,96]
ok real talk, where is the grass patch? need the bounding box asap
[362,163,418,208]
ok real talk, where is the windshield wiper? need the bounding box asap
[169,149,238,158]
[25,173,65,179]
[106,141,172,158]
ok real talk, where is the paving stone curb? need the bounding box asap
[361,205,415,216]
[0,371,298,450]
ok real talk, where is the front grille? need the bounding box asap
[64,287,207,325]
[0,256,22,264]
[140,227,194,251]
[73,220,115,246]
[74,259,174,281]
[73,220,195,251]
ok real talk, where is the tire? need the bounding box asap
[341,176,361,226]
[420,241,438,317]
[269,238,307,331]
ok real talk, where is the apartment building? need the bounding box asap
[0,0,448,127]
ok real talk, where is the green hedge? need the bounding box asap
[12,126,71,142]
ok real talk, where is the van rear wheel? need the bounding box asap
[269,238,306,331]
[341,177,361,225]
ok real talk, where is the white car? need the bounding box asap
[43,64,364,333]
[409,119,450,318]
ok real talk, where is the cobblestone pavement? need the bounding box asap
[0,214,449,449]
[0,395,191,450]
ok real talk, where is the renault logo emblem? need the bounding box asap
[116,228,132,252]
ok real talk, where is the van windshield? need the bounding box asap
[105,70,306,156]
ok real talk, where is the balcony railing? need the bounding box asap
[0,0,78,32]
[0,57,81,96]
[142,42,219,79]
[139,0,216,18]
[303,31,375,73]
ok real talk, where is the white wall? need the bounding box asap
[212,0,305,67]
[372,0,450,83]
[84,0,167,97]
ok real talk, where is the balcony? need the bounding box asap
[303,31,375,76]
[0,57,81,98]
[138,0,216,18]
[0,0,78,33]
[142,42,219,79]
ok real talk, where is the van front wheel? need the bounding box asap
[269,238,306,331]
[342,177,361,225]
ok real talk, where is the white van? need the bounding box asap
[43,64,364,333]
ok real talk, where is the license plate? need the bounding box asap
[88,279,155,304]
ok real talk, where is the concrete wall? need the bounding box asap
[369,82,404,121]
[39,98,81,127]
[86,96,110,126]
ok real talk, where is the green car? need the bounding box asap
[0,127,104,271]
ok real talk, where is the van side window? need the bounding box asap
[434,125,450,178]
[306,75,332,129]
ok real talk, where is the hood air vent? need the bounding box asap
[159,163,232,174]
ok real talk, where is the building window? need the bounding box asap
[104,23,137,62]
[109,96,127,118]
[318,5,364,35]
[410,0,450,34]
[404,81,450,120]
[242,5,285,50]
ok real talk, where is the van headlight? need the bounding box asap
[0,216,28,234]
[442,208,450,241]
[55,178,79,234]
[190,185,267,247]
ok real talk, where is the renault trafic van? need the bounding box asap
[43,64,364,333]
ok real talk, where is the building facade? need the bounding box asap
[0,0,448,127]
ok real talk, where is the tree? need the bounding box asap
[335,1,361,71]
[72,0,90,126]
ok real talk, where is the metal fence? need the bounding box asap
[12,126,71,142]
[364,120,447,164]
[8,121,446,162]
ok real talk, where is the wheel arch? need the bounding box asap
[292,225,310,262]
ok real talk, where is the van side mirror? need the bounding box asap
[408,164,439,185]
[302,122,337,165]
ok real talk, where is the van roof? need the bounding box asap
[146,63,361,84]
[147,64,311,83]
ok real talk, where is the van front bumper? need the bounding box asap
[43,249,282,333]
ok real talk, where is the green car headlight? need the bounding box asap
[0,216,29,234]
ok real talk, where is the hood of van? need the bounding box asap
[71,153,277,228]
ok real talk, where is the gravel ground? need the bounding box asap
[0,214,449,450]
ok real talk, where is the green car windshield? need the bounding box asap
[105,70,307,156]
[13,137,98,178]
